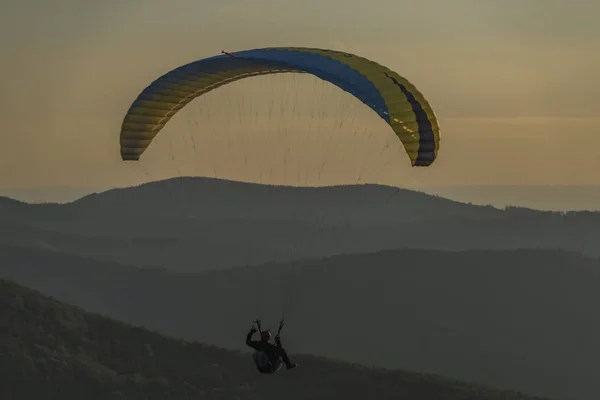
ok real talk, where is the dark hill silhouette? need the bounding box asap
[1,244,597,400]
[0,177,599,271]
[0,278,548,400]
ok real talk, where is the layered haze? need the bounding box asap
[2,178,600,398]
[1,178,600,271]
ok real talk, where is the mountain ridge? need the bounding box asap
[2,243,598,399]
[1,177,599,272]
[0,277,549,400]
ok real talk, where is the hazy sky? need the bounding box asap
[1,0,599,204]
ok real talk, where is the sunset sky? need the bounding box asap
[1,0,599,207]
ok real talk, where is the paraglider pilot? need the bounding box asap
[246,319,296,373]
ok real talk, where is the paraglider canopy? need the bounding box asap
[119,47,440,167]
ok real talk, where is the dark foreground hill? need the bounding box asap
[1,177,600,271]
[2,244,598,400]
[0,278,549,400]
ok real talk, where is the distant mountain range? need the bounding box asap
[2,244,598,400]
[0,277,548,400]
[4,184,600,212]
[422,185,600,212]
[0,177,599,272]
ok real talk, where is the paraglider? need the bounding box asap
[119,47,442,373]
[246,319,296,373]
[119,47,440,167]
